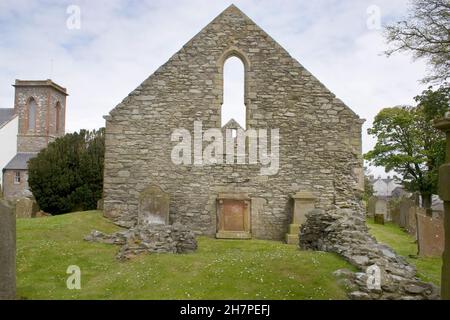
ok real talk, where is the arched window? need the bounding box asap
[27,98,37,131]
[55,102,61,133]
[221,56,246,129]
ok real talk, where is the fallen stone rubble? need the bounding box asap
[300,208,440,300]
[85,223,197,260]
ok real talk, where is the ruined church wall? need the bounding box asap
[103,7,363,240]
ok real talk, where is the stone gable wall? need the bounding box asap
[103,6,364,240]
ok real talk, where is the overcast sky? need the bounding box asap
[0,0,430,177]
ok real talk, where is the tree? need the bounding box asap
[28,129,105,215]
[365,86,449,208]
[384,0,450,83]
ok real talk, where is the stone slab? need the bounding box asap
[292,191,316,226]
[138,185,169,226]
[439,164,450,201]
[374,214,385,225]
[15,197,39,219]
[285,233,299,245]
[417,213,444,257]
[216,231,251,239]
[0,200,16,300]
[288,224,300,235]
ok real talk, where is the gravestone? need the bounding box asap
[286,191,316,244]
[216,193,251,239]
[406,206,421,238]
[417,213,444,257]
[15,197,39,219]
[367,196,377,217]
[390,201,401,226]
[97,198,104,211]
[375,198,388,220]
[138,185,170,226]
[399,198,415,229]
[374,214,385,225]
[434,111,450,299]
[0,200,16,300]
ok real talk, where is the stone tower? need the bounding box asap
[14,79,68,153]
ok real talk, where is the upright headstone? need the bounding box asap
[375,198,388,219]
[0,200,16,300]
[138,185,170,226]
[434,116,450,300]
[374,214,384,225]
[286,191,315,245]
[367,196,377,217]
[416,213,444,257]
[399,198,414,229]
[406,206,420,238]
[15,197,39,219]
[97,198,104,211]
[389,200,401,226]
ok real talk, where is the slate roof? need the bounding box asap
[3,153,38,171]
[0,108,16,128]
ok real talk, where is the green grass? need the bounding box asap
[17,211,354,300]
[366,218,442,286]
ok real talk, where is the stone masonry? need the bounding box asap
[2,80,68,201]
[85,223,197,260]
[103,5,365,240]
[300,208,440,300]
[2,169,29,200]
[14,80,67,153]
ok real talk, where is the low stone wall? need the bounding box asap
[300,208,439,300]
[85,223,197,260]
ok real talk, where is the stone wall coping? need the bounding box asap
[292,191,316,200]
[434,118,450,132]
[13,79,68,96]
[217,193,251,201]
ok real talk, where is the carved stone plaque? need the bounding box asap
[216,193,251,239]
[138,185,170,226]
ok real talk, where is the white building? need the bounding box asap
[371,175,404,198]
[0,108,18,190]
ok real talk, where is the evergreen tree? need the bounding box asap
[28,128,105,215]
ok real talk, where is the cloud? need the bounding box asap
[0,0,429,176]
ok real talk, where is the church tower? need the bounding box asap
[14,79,68,153]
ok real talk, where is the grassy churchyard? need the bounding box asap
[16,211,442,300]
[16,211,354,300]
[367,219,442,286]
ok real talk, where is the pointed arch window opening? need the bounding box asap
[27,98,37,132]
[55,102,61,134]
[221,55,247,130]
